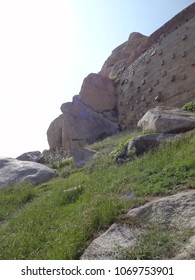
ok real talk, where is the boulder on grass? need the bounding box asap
[127,133,174,157]
[137,106,195,133]
[0,157,57,187]
[81,190,195,260]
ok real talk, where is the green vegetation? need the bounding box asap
[0,130,194,259]
[181,101,195,113]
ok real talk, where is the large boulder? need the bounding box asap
[81,190,195,259]
[61,96,119,152]
[78,73,116,113]
[47,114,64,149]
[16,151,44,163]
[0,157,57,187]
[137,106,195,133]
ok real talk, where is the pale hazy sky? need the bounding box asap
[0,0,194,157]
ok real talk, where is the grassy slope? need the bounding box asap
[0,130,194,259]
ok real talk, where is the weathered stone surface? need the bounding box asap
[60,102,72,114]
[126,190,195,229]
[16,151,44,163]
[127,133,174,156]
[100,32,148,78]
[47,114,64,149]
[78,73,116,113]
[0,157,57,187]
[81,223,142,260]
[175,235,195,259]
[71,142,97,168]
[81,190,195,259]
[137,106,195,133]
[61,97,119,152]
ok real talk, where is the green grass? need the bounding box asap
[123,224,192,260]
[0,130,194,259]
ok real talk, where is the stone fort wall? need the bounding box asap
[116,4,195,130]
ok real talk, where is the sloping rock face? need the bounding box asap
[81,190,195,259]
[0,157,57,187]
[137,106,195,133]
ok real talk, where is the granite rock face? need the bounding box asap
[137,106,195,133]
[78,73,117,113]
[61,97,119,152]
[0,157,57,187]
[81,224,142,260]
[81,190,195,259]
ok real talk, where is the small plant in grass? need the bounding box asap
[181,101,195,113]
[111,140,136,163]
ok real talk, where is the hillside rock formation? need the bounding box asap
[47,3,195,156]
[81,190,195,259]
[47,95,118,154]
[0,157,57,187]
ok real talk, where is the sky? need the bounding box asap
[0,0,194,158]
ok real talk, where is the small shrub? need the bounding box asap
[111,140,129,160]
[181,101,195,113]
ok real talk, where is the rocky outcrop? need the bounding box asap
[137,106,195,133]
[47,95,118,164]
[78,73,117,114]
[16,151,44,163]
[100,32,148,79]
[61,97,118,150]
[81,190,195,259]
[0,157,57,187]
[47,3,195,157]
